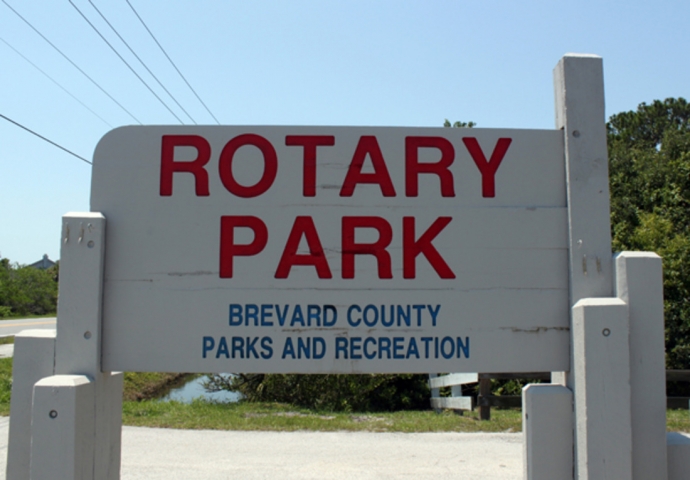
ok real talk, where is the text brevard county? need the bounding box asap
[202,303,470,362]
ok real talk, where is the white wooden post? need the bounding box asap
[573,298,632,479]
[6,330,56,480]
[552,53,614,387]
[667,433,690,480]
[32,212,123,480]
[554,53,613,305]
[29,376,95,480]
[522,384,573,480]
[550,54,617,479]
[615,252,667,480]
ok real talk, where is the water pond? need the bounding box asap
[161,375,241,403]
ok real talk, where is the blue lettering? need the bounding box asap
[363,304,378,327]
[246,337,259,358]
[347,305,361,327]
[216,336,229,359]
[406,337,420,359]
[335,337,348,359]
[427,304,441,327]
[261,304,274,326]
[412,305,425,326]
[441,336,454,359]
[421,337,432,358]
[282,337,296,359]
[363,337,377,359]
[246,304,259,326]
[261,337,273,359]
[457,337,470,358]
[397,305,410,327]
[378,337,391,359]
[393,337,405,359]
[307,305,321,327]
[276,305,289,326]
[350,337,362,359]
[232,337,244,358]
[291,305,305,326]
[202,336,215,358]
[323,305,337,327]
[229,304,243,326]
[381,305,394,327]
[297,337,311,358]
[313,337,326,359]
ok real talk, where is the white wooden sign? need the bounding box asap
[91,126,568,373]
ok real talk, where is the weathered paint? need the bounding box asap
[91,126,569,373]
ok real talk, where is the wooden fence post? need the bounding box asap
[478,378,491,421]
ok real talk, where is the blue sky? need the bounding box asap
[1,0,688,265]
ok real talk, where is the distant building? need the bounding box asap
[29,254,56,270]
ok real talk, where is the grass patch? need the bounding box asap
[0,314,56,321]
[122,401,523,432]
[0,358,12,416]
[667,409,690,432]
[2,360,690,434]
[0,337,15,346]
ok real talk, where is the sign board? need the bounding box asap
[91,126,569,373]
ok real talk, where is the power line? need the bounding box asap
[68,0,184,124]
[125,0,220,124]
[87,0,197,124]
[1,0,141,124]
[0,37,113,128]
[0,113,92,165]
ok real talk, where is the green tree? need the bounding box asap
[205,373,430,412]
[608,98,690,370]
[0,257,58,318]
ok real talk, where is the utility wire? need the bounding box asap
[1,0,141,124]
[87,0,197,124]
[0,113,92,165]
[68,0,183,123]
[0,37,113,128]
[125,0,220,124]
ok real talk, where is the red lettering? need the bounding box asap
[218,134,277,197]
[275,216,332,279]
[403,217,455,279]
[342,217,393,279]
[219,216,268,278]
[405,136,455,197]
[285,135,335,197]
[340,136,396,197]
[160,135,211,196]
[462,137,512,198]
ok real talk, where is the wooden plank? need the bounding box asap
[667,371,690,382]
[429,373,478,389]
[477,395,522,408]
[667,398,690,410]
[478,372,550,381]
[430,396,473,411]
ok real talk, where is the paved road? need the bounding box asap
[0,418,522,479]
[0,318,55,337]
[0,318,56,358]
